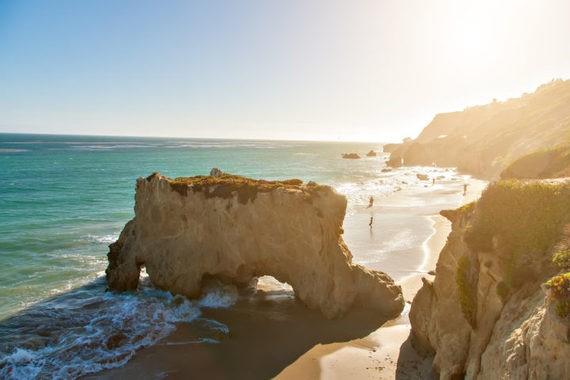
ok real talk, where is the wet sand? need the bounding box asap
[91,176,486,379]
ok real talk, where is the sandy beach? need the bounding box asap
[90,176,486,380]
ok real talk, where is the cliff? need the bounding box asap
[387,79,570,179]
[106,172,404,319]
[409,180,570,379]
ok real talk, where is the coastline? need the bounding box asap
[275,177,487,379]
[90,175,486,379]
[275,214,450,380]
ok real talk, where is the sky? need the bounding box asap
[1,0,570,142]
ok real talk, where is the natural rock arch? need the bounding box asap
[106,172,403,319]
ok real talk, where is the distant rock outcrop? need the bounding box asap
[387,79,570,179]
[342,153,361,159]
[366,150,377,157]
[106,172,404,319]
[409,180,570,379]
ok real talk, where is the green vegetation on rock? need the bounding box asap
[456,255,478,328]
[553,248,570,271]
[501,146,570,180]
[165,174,310,204]
[545,273,570,318]
[464,180,570,294]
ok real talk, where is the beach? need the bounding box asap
[0,134,487,379]
[90,172,487,379]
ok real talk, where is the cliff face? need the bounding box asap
[388,79,570,179]
[106,172,404,319]
[410,180,570,379]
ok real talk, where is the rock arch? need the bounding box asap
[106,172,403,319]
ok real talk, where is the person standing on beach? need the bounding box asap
[463,183,468,196]
[369,216,374,228]
[367,195,374,208]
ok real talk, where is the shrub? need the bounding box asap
[552,248,570,270]
[545,273,570,318]
[464,180,570,290]
[456,255,478,328]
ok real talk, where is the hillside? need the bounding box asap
[500,145,570,179]
[387,79,570,179]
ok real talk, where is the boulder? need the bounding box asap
[106,172,404,319]
[342,153,361,159]
[416,173,429,181]
[366,150,377,157]
[209,167,224,177]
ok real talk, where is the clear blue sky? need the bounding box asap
[1,0,570,141]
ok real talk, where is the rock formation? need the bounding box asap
[342,153,361,159]
[106,172,404,319]
[409,180,570,379]
[387,79,570,179]
[366,150,377,157]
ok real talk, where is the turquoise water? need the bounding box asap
[0,133,481,378]
[0,133,396,378]
[0,133,385,319]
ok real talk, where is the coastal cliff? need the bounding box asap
[387,79,570,179]
[106,172,404,319]
[409,180,570,379]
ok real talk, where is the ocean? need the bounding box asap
[0,133,482,378]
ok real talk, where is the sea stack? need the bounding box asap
[106,171,404,319]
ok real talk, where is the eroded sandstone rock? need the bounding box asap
[410,180,570,379]
[106,172,404,319]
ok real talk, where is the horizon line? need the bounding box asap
[0,131,393,145]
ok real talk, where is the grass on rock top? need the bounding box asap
[146,172,330,205]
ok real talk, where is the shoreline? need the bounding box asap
[275,177,488,379]
[275,214,450,380]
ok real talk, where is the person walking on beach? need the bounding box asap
[367,195,374,208]
[369,216,374,228]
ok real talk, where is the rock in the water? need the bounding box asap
[342,153,361,159]
[106,332,127,349]
[106,172,404,319]
[366,150,377,157]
